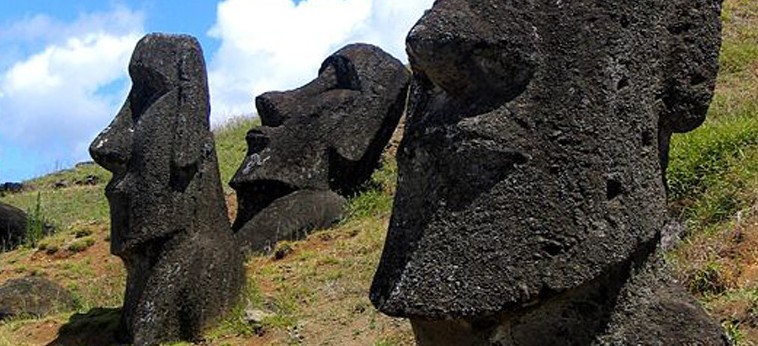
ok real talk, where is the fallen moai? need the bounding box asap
[89,33,244,345]
[371,0,727,344]
[230,43,410,255]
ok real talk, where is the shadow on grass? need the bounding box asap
[46,307,125,346]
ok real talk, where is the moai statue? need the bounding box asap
[371,0,727,344]
[90,33,244,345]
[231,43,410,255]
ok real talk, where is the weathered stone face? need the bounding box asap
[230,43,409,254]
[371,0,722,321]
[89,33,243,345]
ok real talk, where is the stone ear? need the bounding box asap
[169,50,206,192]
[169,113,200,192]
[319,55,362,91]
[659,1,722,134]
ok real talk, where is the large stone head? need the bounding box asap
[89,33,227,256]
[371,0,722,318]
[230,43,410,230]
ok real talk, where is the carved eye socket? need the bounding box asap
[128,63,170,121]
[318,55,362,91]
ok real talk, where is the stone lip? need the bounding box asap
[230,43,410,251]
[89,33,244,345]
[370,0,722,318]
[235,189,347,255]
[408,240,728,345]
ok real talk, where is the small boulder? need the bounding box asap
[0,277,76,320]
[0,182,24,195]
[0,202,27,251]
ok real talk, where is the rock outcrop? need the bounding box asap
[0,182,23,195]
[231,43,410,255]
[0,277,76,320]
[0,202,27,251]
[370,0,726,344]
[89,33,244,345]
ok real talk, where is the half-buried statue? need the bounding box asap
[371,0,728,344]
[230,43,410,256]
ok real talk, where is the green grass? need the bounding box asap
[666,0,758,231]
[343,157,397,221]
[665,1,758,343]
[667,114,758,228]
[67,237,96,253]
[23,163,111,191]
[0,116,258,233]
[213,116,259,190]
[1,186,109,228]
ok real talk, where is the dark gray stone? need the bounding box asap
[0,202,26,251]
[0,182,24,195]
[235,190,346,255]
[230,43,409,253]
[0,277,76,320]
[370,0,724,344]
[407,243,728,345]
[89,33,244,346]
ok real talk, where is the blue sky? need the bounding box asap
[0,0,432,182]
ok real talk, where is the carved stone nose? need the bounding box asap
[245,129,270,154]
[255,92,287,127]
[89,112,133,175]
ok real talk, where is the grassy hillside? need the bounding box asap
[0,0,757,344]
[0,114,411,346]
[666,0,758,343]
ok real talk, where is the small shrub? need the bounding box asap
[722,319,746,345]
[689,261,727,296]
[67,237,95,253]
[274,241,294,260]
[25,192,49,248]
[45,244,60,255]
[74,228,94,238]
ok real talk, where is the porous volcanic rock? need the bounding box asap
[0,202,26,251]
[0,277,76,320]
[230,43,410,255]
[89,33,244,345]
[236,190,347,253]
[370,0,725,344]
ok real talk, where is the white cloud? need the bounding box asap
[207,0,433,125]
[0,8,144,168]
[0,6,142,45]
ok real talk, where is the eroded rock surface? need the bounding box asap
[89,33,244,345]
[0,277,76,321]
[231,43,410,255]
[370,0,724,344]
